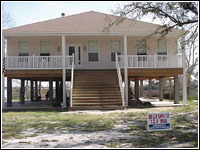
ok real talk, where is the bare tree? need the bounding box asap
[2,3,15,29]
[105,2,198,98]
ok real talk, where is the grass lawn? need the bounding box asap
[2,100,198,148]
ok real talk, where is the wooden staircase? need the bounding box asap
[70,70,124,110]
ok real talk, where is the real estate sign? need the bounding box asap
[147,112,171,131]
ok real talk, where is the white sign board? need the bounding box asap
[147,112,171,131]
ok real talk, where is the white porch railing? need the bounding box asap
[115,53,125,106]
[70,54,75,107]
[117,55,183,68]
[5,55,73,70]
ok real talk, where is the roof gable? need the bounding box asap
[2,11,180,35]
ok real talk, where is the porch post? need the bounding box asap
[159,78,164,101]
[62,35,66,107]
[2,35,5,108]
[30,80,34,101]
[140,80,143,97]
[7,77,12,107]
[182,36,187,105]
[124,35,128,106]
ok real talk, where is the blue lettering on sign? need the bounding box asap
[149,123,170,130]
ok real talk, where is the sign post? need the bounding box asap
[147,112,171,131]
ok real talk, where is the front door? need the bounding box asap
[68,44,82,69]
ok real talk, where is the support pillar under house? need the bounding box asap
[174,75,179,104]
[148,79,152,98]
[49,79,53,102]
[135,76,139,100]
[30,80,34,101]
[35,81,38,100]
[20,79,25,104]
[7,77,12,107]
[159,78,164,101]
[140,80,143,97]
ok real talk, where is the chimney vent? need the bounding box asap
[61,13,65,17]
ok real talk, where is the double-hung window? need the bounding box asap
[137,40,147,61]
[88,40,98,62]
[157,37,167,55]
[19,41,29,56]
[137,40,147,55]
[40,41,50,56]
[111,41,121,61]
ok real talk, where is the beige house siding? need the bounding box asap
[7,35,178,69]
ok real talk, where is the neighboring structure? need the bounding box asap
[2,11,187,110]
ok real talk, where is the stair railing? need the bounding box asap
[70,53,74,107]
[115,53,125,106]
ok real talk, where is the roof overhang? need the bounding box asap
[2,31,182,37]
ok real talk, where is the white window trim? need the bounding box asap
[87,40,99,62]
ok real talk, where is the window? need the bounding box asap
[19,41,29,56]
[111,41,121,61]
[88,40,98,62]
[40,41,50,56]
[137,40,147,55]
[157,37,167,55]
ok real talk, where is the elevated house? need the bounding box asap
[2,11,187,110]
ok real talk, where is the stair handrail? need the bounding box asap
[115,53,125,106]
[70,53,74,107]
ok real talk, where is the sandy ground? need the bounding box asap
[2,107,197,148]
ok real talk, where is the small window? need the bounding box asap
[19,41,29,56]
[157,37,167,55]
[137,40,147,55]
[40,41,50,55]
[88,41,98,62]
[111,41,121,61]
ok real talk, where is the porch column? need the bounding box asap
[49,79,53,102]
[60,79,63,101]
[174,75,179,104]
[182,36,187,105]
[140,80,143,97]
[30,80,34,101]
[20,79,25,104]
[124,35,128,106]
[62,35,66,107]
[7,77,12,107]
[159,78,164,101]
[2,35,5,108]
[148,79,152,98]
[35,80,38,100]
[135,76,139,100]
